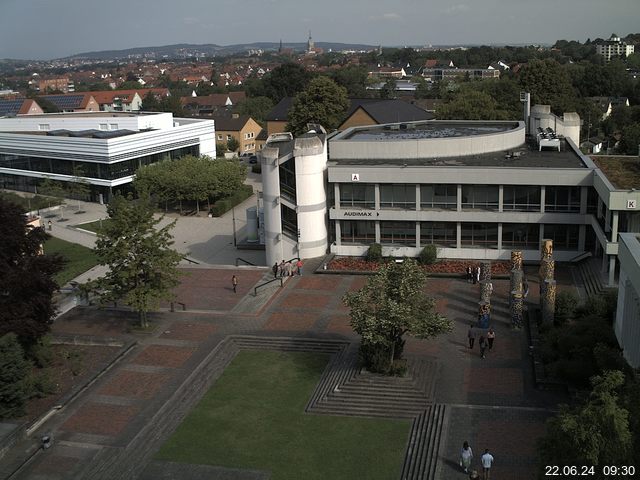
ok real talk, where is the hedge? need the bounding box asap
[210,184,254,217]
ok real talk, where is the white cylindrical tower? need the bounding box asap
[261,146,284,267]
[294,136,328,259]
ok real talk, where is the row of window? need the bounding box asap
[338,184,587,213]
[340,220,579,250]
[0,145,199,180]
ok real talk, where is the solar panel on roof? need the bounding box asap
[0,99,24,116]
[43,95,84,109]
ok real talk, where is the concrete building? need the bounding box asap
[596,34,635,62]
[0,112,215,202]
[615,233,640,368]
[259,108,640,286]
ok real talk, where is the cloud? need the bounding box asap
[183,17,200,25]
[369,12,402,22]
[443,4,470,14]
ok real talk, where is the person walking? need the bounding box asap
[467,323,476,349]
[460,441,473,473]
[481,449,494,480]
[475,266,480,284]
[479,335,487,359]
[296,259,303,276]
[232,275,238,293]
[47,220,52,231]
[487,327,496,351]
[279,260,286,277]
[272,262,278,279]
[466,265,473,283]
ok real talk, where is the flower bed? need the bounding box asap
[327,257,512,275]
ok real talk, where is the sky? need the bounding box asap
[1,0,639,60]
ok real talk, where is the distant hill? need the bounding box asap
[62,42,379,60]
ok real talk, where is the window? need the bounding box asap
[281,204,298,239]
[99,123,108,131]
[38,124,50,131]
[502,223,540,249]
[420,222,456,247]
[545,186,580,212]
[503,185,541,211]
[217,134,223,141]
[421,184,456,210]
[340,184,375,209]
[461,223,498,249]
[380,221,416,246]
[109,123,119,130]
[341,220,375,244]
[226,135,232,141]
[279,158,296,201]
[461,185,499,210]
[380,184,415,209]
[543,224,579,250]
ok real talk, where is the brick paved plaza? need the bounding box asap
[16,265,573,480]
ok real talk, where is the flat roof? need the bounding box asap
[329,142,588,169]
[591,156,640,189]
[344,121,517,141]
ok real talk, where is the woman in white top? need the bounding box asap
[460,441,473,473]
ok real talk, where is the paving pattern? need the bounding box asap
[15,267,576,480]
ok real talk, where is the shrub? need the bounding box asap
[418,245,438,265]
[575,290,617,323]
[555,291,579,324]
[210,184,254,217]
[366,243,382,262]
[27,371,57,398]
[251,164,262,174]
[0,334,31,420]
[27,335,54,368]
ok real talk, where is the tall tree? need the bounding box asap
[343,259,452,374]
[0,333,31,420]
[247,63,313,103]
[286,76,349,135]
[0,198,64,346]
[236,96,274,125]
[91,195,182,328]
[517,58,577,114]
[537,370,633,470]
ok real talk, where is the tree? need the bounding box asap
[286,76,349,135]
[619,123,640,155]
[0,197,64,346]
[140,91,160,111]
[67,165,90,211]
[517,58,577,114]
[91,195,182,328]
[343,259,452,374]
[248,63,313,103]
[379,77,397,99]
[226,136,240,153]
[236,96,274,125]
[437,90,506,120]
[39,177,67,219]
[537,370,633,471]
[330,66,369,97]
[0,334,31,420]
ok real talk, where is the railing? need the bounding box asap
[182,256,199,264]
[235,257,256,266]
[254,277,284,296]
[170,302,186,312]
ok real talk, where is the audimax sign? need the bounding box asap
[343,211,380,217]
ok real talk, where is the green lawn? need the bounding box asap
[156,350,410,480]
[43,237,98,286]
[74,219,111,233]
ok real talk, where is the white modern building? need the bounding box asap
[596,34,635,62]
[615,233,640,368]
[0,112,215,202]
[260,107,640,286]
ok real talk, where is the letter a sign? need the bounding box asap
[351,173,360,182]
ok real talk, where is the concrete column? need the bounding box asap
[597,198,603,222]
[497,223,503,251]
[457,184,462,212]
[498,185,504,212]
[456,222,462,249]
[538,224,545,248]
[608,256,616,286]
[415,222,421,248]
[335,220,342,246]
[602,253,608,273]
[374,184,380,210]
[605,207,611,233]
[415,184,421,212]
[334,183,341,209]
[580,186,588,214]
[612,211,619,242]
[540,186,546,213]
[578,224,586,251]
[375,221,380,243]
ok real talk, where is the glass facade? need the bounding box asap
[461,185,499,210]
[340,184,375,209]
[380,184,415,209]
[420,222,456,247]
[544,224,579,250]
[0,145,199,181]
[281,204,298,239]
[502,223,540,249]
[421,184,457,210]
[278,159,296,202]
[545,186,580,212]
[503,185,541,211]
[380,221,416,245]
[341,220,375,244]
[461,223,499,249]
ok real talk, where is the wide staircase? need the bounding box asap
[576,258,606,298]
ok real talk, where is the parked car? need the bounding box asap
[249,155,258,164]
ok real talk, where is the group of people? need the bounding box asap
[466,265,480,284]
[273,259,303,278]
[467,324,496,359]
[460,442,494,479]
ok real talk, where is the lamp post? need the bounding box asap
[232,205,237,247]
